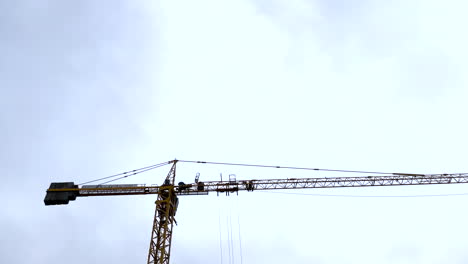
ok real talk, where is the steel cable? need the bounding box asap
[78,161,171,185]
[178,160,399,175]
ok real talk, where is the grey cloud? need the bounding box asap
[1,0,161,173]
[1,2,162,263]
[4,1,468,263]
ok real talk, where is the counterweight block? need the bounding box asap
[44,182,79,205]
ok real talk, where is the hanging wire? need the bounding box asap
[78,161,171,185]
[263,191,468,198]
[226,210,232,264]
[218,197,223,264]
[236,196,244,264]
[229,198,235,264]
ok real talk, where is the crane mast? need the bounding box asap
[44,160,468,264]
[148,162,177,264]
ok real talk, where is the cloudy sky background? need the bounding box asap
[2,0,468,263]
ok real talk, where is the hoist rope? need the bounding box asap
[218,197,223,264]
[236,196,244,264]
[226,211,232,264]
[229,200,235,264]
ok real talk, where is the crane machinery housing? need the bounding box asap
[44,159,468,264]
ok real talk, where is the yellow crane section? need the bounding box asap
[44,160,468,264]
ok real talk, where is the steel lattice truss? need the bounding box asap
[147,164,177,264]
[75,173,468,197]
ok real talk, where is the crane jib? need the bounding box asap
[44,174,468,205]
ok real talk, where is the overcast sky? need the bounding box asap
[2,0,468,263]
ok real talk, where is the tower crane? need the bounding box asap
[44,160,468,264]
